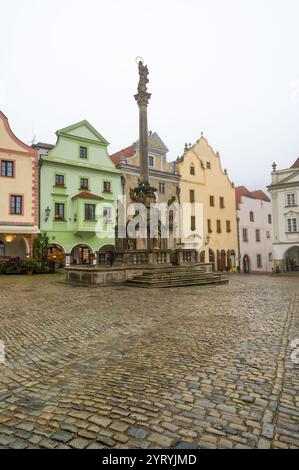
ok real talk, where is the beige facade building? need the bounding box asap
[111,132,180,250]
[0,111,39,259]
[175,135,238,271]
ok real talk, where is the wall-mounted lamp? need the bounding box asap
[45,206,51,222]
[74,214,77,222]
[5,234,15,243]
[205,235,210,246]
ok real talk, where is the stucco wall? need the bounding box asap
[176,136,238,265]
[238,196,273,272]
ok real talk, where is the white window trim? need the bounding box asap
[148,155,155,168]
[286,193,296,206]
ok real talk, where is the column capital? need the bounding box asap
[134,91,152,107]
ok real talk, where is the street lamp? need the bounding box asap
[45,206,51,222]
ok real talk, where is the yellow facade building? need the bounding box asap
[175,135,238,271]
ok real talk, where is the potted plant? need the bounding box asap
[21,258,38,275]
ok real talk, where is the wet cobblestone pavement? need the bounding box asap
[0,273,298,449]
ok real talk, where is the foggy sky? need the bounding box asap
[1,0,299,191]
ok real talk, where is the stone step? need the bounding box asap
[127,278,228,288]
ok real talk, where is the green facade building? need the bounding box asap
[36,120,121,265]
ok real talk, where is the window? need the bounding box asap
[286,193,296,206]
[250,211,254,222]
[55,203,65,220]
[55,174,65,186]
[190,164,195,175]
[256,229,261,242]
[206,162,211,169]
[220,197,225,209]
[1,160,14,177]
[80,178,89,190]
[210,195,215,207]
[85,204,96,221]
[10,195,23,215]
[80,146,88,159]
[103,207,112,224]
[243,228,248,242]
[207,219,212,233]
[159,182,165,194]
[0,241,4,257]
[191,216,196,231]
[216,220,221,233]
[190,189,195,203]
[287,218,297,233]
[257,254,262,268]
[268,214,272,224]
[149,156,154,167]
[266,231,271,239]
[103,181,111,192]
[226,220,231,232]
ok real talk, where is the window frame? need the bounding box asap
[10,194,23,215]
[84,203,96,222]
[80,177,89,190]
[54,202,65,221]
[256,229,261,242]
[257,254,262,268]
[103,181,112,193]
[286,193,296,207]
[1,160,14,178]
[79,146,88,159]
[159,182,165,194]
[55,174,65,187]
[148,155,155,168]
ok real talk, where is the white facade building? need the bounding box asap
[268,159,299,272]
[236,186,273,273]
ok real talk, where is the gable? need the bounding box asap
[278,170,299,186]
[57,120,109,146]
[0,111,34,154]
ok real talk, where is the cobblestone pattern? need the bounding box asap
[0,273,298,449]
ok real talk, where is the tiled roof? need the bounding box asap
[235,186,270,209]
[110,144,135,165]
[291,157,299,169]
[72,192,104,201]
[32,142,54,150]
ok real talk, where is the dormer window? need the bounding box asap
[80,146,88,159]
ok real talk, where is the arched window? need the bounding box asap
[190,163,195,175]
[250,211,254,222]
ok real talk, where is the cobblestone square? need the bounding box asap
[0,274,298,449]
